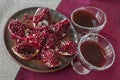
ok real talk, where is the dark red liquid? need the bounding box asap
[73,10,99,27]
[80,40,106,67]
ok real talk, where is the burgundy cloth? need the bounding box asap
[16,0,120,80]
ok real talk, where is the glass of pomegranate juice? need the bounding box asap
[71,6,107,38]
[71,33,115,75]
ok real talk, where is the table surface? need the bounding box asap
[1,0,120,80]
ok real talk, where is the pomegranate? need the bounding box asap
[41,49,61,68]
[58,40,77,56]
[8,19,26,39]
[33,8,51,27]
[34,29,48,50]
[12,42,39,60]
[52,19,70,39]
[8,19,34,41]
[43,34,60,50]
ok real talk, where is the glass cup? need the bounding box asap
[71,6,107,36]
[71,33,115,75]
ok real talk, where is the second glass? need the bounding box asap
[71,33,115,75]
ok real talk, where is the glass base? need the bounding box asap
[71,56,90,75]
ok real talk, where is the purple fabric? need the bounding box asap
[16,0,120,80]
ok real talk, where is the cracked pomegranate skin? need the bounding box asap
[72,10,99,27]
[80,40,106,67]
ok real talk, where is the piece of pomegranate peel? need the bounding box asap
[12,42,39,60]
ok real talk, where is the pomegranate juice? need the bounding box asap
[73,10,99,27]
[80,40,106,67]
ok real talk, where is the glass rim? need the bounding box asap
[78,33,115,70]
[71,6,107,30]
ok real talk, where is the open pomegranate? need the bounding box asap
[33,7,51,27]
[12,42,39,60]
[52,19,70,39]
[58,40,77,56]
[8,19,26,39]
[8,19,34,41]
[41,49,61,68]
[43,33,60,50]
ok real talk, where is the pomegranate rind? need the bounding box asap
[12,43,39,60]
